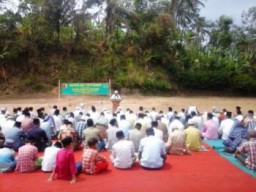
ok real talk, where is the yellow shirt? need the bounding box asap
[184,126,201,151]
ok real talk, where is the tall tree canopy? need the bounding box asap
[0,0,256,95]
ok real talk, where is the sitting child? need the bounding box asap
[48,137,79,184]
[82,137,108,174]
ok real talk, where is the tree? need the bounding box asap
[209,15,233,50]
[42,0,76,43]
[167,0,205,30]
[105,0,139,41]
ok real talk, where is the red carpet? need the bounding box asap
[0,146,255,192]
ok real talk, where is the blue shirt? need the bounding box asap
[3,126,26,151]
[223,122,248,152]
[0,147,16,172]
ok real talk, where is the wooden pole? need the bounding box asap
[109,78,111,97]
[58,79,61,101]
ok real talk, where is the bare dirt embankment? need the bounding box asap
[0,93,255,114]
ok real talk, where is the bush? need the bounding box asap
[231,74,256,94]
[22,75,50,92]
[176,71,230,90]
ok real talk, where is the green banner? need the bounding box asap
[61,83,110,95]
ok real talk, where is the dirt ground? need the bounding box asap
[0,93,256,114]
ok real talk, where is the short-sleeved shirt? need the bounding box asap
[139,136,166,169]
[41,146,60,172]
[111,140,135,169]
[54,148,76,180]
[218,118,234,140]
[15,144,38,172]
[184,126,201,151]
[238,138,256,169]
[82,148,106,174]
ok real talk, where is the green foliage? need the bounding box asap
[176,71,230,90]
[1,1,256,95]
[22,74,51,92]
[231,74,256,93]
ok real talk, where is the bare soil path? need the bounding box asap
[0,94,255,114]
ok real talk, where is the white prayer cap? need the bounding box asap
[114,90,118,94]
[0,107,7,112]
[235,115,243,122]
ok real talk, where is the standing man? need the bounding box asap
[138,128,166,170]
[110,90,121,113]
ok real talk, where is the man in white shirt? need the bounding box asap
[127,110,137,128]
[89,106,100,125]
[149,108,158,121]
[1,116,15,134]
[110,131,135,169]
[106,118,120,150]
[152,121,163,140]
[167,107,174,122]
[41,142,62,172]
[134,113,147,136]
[218,111,235,140]
[168,116,185,134]
[178,109,186,124]
[190,111,203,131]
[138,128,166,169]
[119,115,131,139]
[52,109,63,135]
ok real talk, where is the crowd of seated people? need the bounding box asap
[0,104,255,183]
